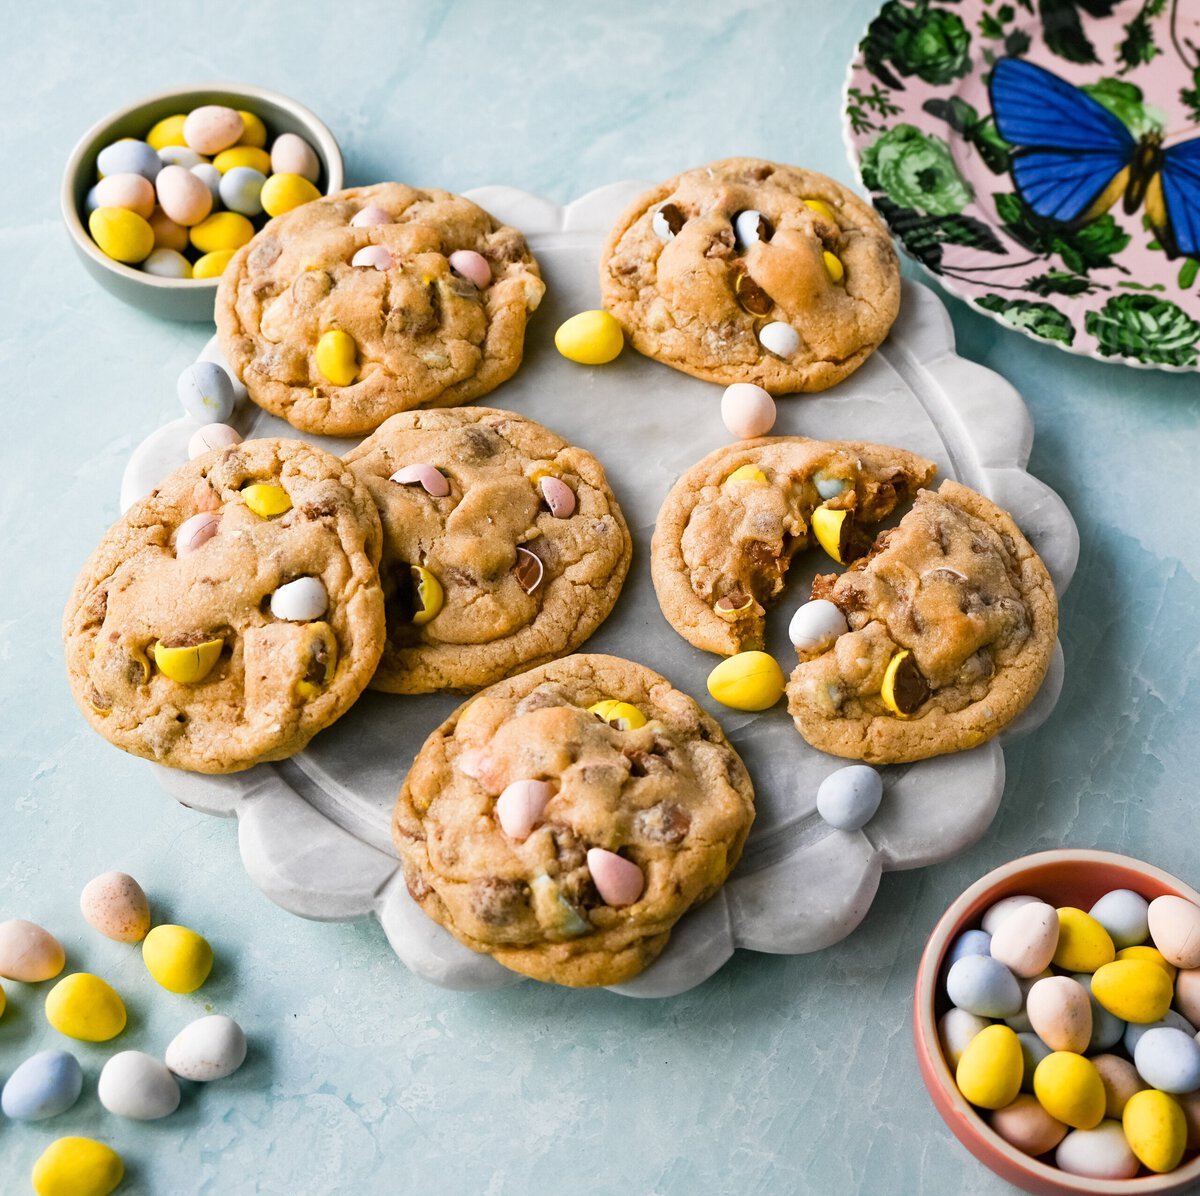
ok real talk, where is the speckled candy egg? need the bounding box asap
[1055,1120,1139,1180]
[79,872,150,943]
[1071,972,1125,1052]
[1026,975,1092,1053]
[1089,888,1150,949]
[0,918,65,981]
[91,173,156,219]
[946,954,1022,1018]
[816,764,883,831]
[1177,966,1200,1024]
[1134,1026,1200,1093]
[1,1050,83,1120]
[720,383,776,439]
[1091,1052,1148,1118]
[98,1051,180,1120]
[97,138,161,182]
[155,164,213,227]
[270,132,320,181]
[165,1014,247,1081]
[1124,1009,1195,1056]
[938,1007,989,1069]
[1149,895,1200,968]
[178,361,236,423]
[981,894,1040,936]
[989,1093,1067,1156]
[183,105,244,155]
[946,929,992,969]
[990,901,1059,978]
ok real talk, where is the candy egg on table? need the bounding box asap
[177,361,236,423]
[261,171,321,217]
[706,651,786,712]
[1149,894,1200,969]
[1123,1088,1187,1173]
[945,929,992,969]
[32,1137,124,1196]
[721,383,777,439]
[555,310,625,364]
[270,131,320,181]
[155,164,214,226]
[45,973,126,1041]
[1055,1120,1140,1179]
[955,1024,1023,1110]
[989,901,1059,978]
[1025,975,1092,1053]
[1091,1052,1147,1118]
[1033,1051,1106,1130]
[815,764,883,832]
[97,138,161,182]
[945,954,1022,1019]
[80,871,150,942]
[988,1093,1067,1156]
[98,1050,181,1120]
[91,172,156,219]
[1,1050,83,1120]
[142,923,213,993]
[981,894,1040,936]
[0,918,65,981]
[1134,1026,1200,1093]
[183,105,244,155]
[1090,888,1150,949]
[219,165,266,216]
[165,1013,247,1081]
[189,422,242,459]
[938,1007,989,1069]
[1052,906,1115,973]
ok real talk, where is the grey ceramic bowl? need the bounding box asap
[62,83,343,323]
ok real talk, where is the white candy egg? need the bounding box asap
[98,1051,180,1120]
[758,321,800,358]
[178,362,236,423]
[1055,1121,1139,1179]
[720,383,776,439]
[188,422,242,459]
[788,599,847,653]
[165,1014,247,1081]
[270,577,328,622]
[190,163,223,201]
[142,248,192,278]
[816,764,883,831]
[733,208,771,249]
[158,146,205,170]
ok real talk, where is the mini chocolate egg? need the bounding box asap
[270,577,328,622]
[175,513,220,557]
[193,249,234,279]
[1177,966,1200,1024]
[946,929,992,969]
[946,954,1022,1018]
[165,1014,247,1081]
[188,423,242,459]
[155,164,213,227]
[0,918,65,981]
[1026,975,1092,1053]
[1118,944,1177,981]
[1149,894,1200,968]
[448,250,491,289]
[1124,1009,1195,1056]
[149,207,189,252]
[97,138,161,182]
[2,1050,83,1120]
[350,204,391,228]
[733,208,772,250]
[989,1093,1067,1156]
[89,208,154,264]
[981,894,1040,936]
[97,1051,180,1120]
[270,132,321,182]
[1091,1053,1148,1119]
[1134,1026,1200,1093]
[1017,1031,1051,1091]
[44,973,126,1041]
[706,651,785,712]
[80,872,150,943]
[1034,1052,1106,1130]
[1094,957,1173,1024]
[1181,1090,1200,1150]
[218,166,266,217]
[1090,888,1150,949]
[938,1007,989,1069]
[391,463,450,496]
[32,1137,124,1196]
[157,145,205,170]
[91,173,156,219]
[178,361,236,423]
[990,901,1059,978]
[586,849,644,907]
[142,924,213,994]
[183,105,244,155]
[351,245,394,271]
[757,321,800,358]
[1124,1088,1187,1173]
[235,110,267,149]
[721,383,777,439]
[260,173,321,217]
[816,764,883,831]
[1055,1120,1139,1180]
[147,114,188,150]
[955,1024,1023,1109]
[1053,907,1115,973]
[788,599,848,653]
[142,248,192,279]
[191,162,223,201]
[554,310,625,365]
[495,779,553,841]
[1071,972,1125,1052]
[539,476,576,518]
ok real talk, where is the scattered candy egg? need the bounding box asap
[351,244,394,270]
[448,249,492,289]
[165,1013,247,1081]
[142,924,213,993]
[1017,1031,1052,1091]
[390,462,450,497]
[1,1051,83,1120]
[555,310,625,365]
[97,138,161,182]
[188,422,242,459]
[270,577,328,622]
[1053,907,1115,973]
[32,1137,124,1196]
[788,599,847,653]
[586,848,644,907]
[88,207,154,264]
[0,919,66,981]
[539,476,576,518]
[178,361,236,423]
[192,249,235,279]
[1134,1026,1200,1093]
[1090,888,1149,949]
[706,651,786,712]
[758,321,800,358]
[190,210,255,254]
[349,203,391,228]
[149,207,189,252]
[938,1007,988,1069]
[270,132,321,182]
[190,162,222,200]
[1026,975,1092,1053]
[1177,966,1200,1024]
[91,172,156,219]
[1071,972,1125,1052]
[1092,1052,1148,1118]
[79,871,150,942]
[45,973,126,1041]
[1118,944,1176,981]
[990,1093,1067,1156]
[816,764,883,831]
[733,208,772,250]
[1149,894,1200,969]
[720,383,777,439]
[1034,1052,1106,1130]
[157,145,205,170]
[213,146,271,175]
[956,1024,1023,1110]
[236,110,267,149]
[946,929,992,969]
[98,1051,180,1120]
[183,105,244,155]
[1092,957,1173,1024]
[981,894,1041,936]
[1123,1088,1187,1173]
[495,779,553,841]
[218,166,266,217]
[1055,1120,1139,1179]
[261,172,321,217]
[156,163,214,226]
[946,954,1022,1019]
[146,114,188,150]
[1124,1010,1196,1057]
[142,248,192,278]
[990,901,1059,978]
[316,328,359,386]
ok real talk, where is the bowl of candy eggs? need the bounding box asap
[914,850,1200,1195]
[62,83,343,321]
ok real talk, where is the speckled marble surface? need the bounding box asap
[2,2,1198,1193]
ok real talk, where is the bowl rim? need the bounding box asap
[60,81,345,292]
[914,848,1200,1196]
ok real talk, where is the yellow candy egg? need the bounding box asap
[32,1137,124,1196]
[822,251,845,283]
[588,700,648,730]
[152,637,223,684]
[1123,1089,1186,1173]
[410,565,443,625]
[236,110,268,148]
[1033,1052,1106,1130]
[1091,958,1173,1023]
[0,980,6,1018]
[707,651,786,712]
[1052,907,1115,972]
[44,973,126,1042]
[805,199,836,221]
[725,464,769,486]
[146,113,188,150]
[190,211,254,254]
[142,924,213,994]
[811,505,851,563]
[1116,944,1177,982]
[554,310,625,365]
[242,483,293,518]
[261,171,321,217]
[213,145,272,175]
[315,329,359,386]
[955,1024,1023,1110]
[88,207,154,264]
[192,249,236,279]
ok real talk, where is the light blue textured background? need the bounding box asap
[2,2,1198,1193]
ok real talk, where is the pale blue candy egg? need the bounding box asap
[219,167,266,217]
[178,362,236,423]
[946,929,992,968]
[84,183,102,214]
[191,163,223,201]
[946,954,1022,1018]
[97,139,161,182]
[158,145,205,170]
[1071,972,1125,1051]
[1133,1026,1200,1093]
[1089,889,1149,949]
[814,472,850,500]
[1124,1009,1195,1056]
[816,764,882,831]
[1,1050,83,1120]
[1017,1031,1052,1090]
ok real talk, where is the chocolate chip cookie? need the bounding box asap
[344,408,631,694]
[651,437,937,656]
[394,654,755,987]
[216,183,546,437]
[63,439,385,773]
[600,158,901,392]
[787,480,1058,763]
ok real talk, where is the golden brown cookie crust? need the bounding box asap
[63,439,385,773]
[394,655,755,987]
[600,158,900,392]
[787,480,1058,763]
[344,408,632,694]
[651,437,937,655]
[216,183,545,437]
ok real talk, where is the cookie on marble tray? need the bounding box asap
[215,183,546,437]
[651,437,937,656]
[344,407,631,694]
[394,654,755,987]
[63,439,385,774]
[787,480,1058,764]
[599,157,901,392]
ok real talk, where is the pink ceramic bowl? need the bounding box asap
[914,849,1200,1195]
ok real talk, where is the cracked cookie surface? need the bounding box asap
[216,183,545,437]
[394,654,755,987]
[787,480,1058,763]
[600,158,900,392]
[652,437,937,656]
[63,439,385,773]
[344,408,631,693]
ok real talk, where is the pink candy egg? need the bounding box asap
[80,872,151,944]
[93,173,156,219]
[586,849,644,907]
[1148,895,1200,968]
[175,512,220,556]
[149,207,189,252]
[0,919,65,982]
[351,245,395,271]
[720,383,777,440]
[1027,975,1093,1053]
[390,463,450,497]
[350,204,392,228]
[270,132,320,182]
[183,105,244,155]
[989,1094,1067,1157]
[188,423,242,460]
[539,476,576,519]
[155,164,214,227]
[990,901,1059,978]
[448,250,491,290]
[495,780,553,841]
[1176,966,1200,1024]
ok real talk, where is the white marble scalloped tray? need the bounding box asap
[120,181,1079,998]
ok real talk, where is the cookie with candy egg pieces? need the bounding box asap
[787,480,1058,764]
[394,654,755,987]
[63,439,385,773]
[599,157,900,392]
[215,182,545,437]
[651,436,937,657]
[344,407,632,694]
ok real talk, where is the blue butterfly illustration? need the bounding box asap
[989,56,1200,259]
